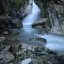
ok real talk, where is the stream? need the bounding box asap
[18,1,64,64]
[18,0,64,54]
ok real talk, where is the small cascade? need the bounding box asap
[22,1,40,26]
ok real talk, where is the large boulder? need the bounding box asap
[32,54,58,64]
[34,46,57,56]
[0,51,14,63]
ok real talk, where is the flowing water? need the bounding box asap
[19,58,31,64]
[18,1,64,56]
[18,1,43,46]
[22,1,40,25]
[35,34,64,55]
[17,1,64,64]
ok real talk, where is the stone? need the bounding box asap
[9,63,13,64]
[34,46,57,56]
[11,19,22,29]
[0,51,14,63]
[3,31,9,35]
[32,18,48,28]
[32,54,58,64]
[0,37,6,42]
[29,37,47,43]
[47,61,53,64]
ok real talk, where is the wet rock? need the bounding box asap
[29,37,47,43]
[0,37,6,42]
[47,61,53,64]
[9,63,13,64]
[34,46,57,56]
[56,55,64,64]
[32,54,58,64]
[0,16,11,21]
[0,51,14,63]
[3,31,9,35]
[32,18,48,28]
[11,19,23,29]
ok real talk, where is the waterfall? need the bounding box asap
[22,1,40,26]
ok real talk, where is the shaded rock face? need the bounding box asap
[1,0,29,18]
[35,0,48,18]
[34,0,64,35]
[0,0,33,34]
[0,2,5,15]
[0,51,14,63]
[32,54,58,64]
[31,46,58,64]
[19,0,33,18]
[48,4,64,35]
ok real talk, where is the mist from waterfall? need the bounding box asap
[22,1,40,26]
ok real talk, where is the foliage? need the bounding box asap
[11,0,29,9]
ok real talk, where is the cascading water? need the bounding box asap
[35,34,64,55]
[21,0,40,33]
[22,1,40,26]
[18,1,42,44]
[18,0,64,55]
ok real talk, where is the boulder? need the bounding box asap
[11,19,23,29]
[0,37,6,42]
[29,37,47,44]
[0,51,14,63]
[34,46,57,56]
[32,54,58,64]
[32,18,48,28]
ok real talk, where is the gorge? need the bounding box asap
[0,0,64,64]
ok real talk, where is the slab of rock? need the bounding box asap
[0,16,11,21]
[32,18,48,27]
[29,37,47,44]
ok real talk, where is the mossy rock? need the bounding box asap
[34,46,57,56]
[29,37,47,43]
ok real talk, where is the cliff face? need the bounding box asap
[35,0,48,18]
[0,0,31,34]
[48,4,64,35]
[34,0,64,35]
[1,0,29,18]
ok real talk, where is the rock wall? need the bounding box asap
[0,0,32,34]
[1,0,29,18]
[48,3,64,35]
[34,0,64,35]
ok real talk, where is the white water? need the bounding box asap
[19,2,40,64]
[22,1,40,26]
[19,58,31,64]
[35,34,64,54]
[19,0,64,56]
